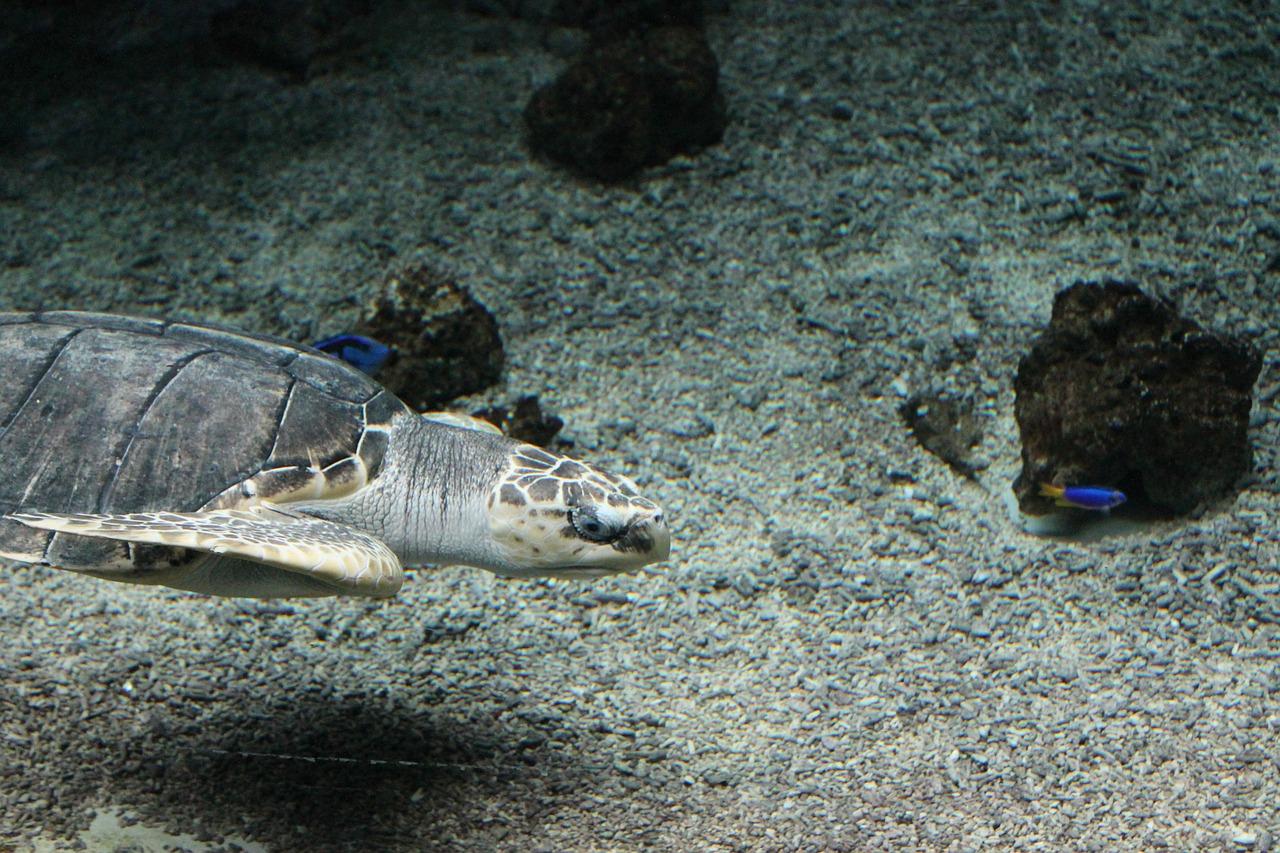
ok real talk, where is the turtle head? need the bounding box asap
[483,443,669,578]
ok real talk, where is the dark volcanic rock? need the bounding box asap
[211,0,369,78]
[473,395,565,447]
[524,25,727,181]
[1013,281,1262,516]
[900,393,983,478]
[464,0,707,33]
[353,264,504,411]
[582,0,706,36]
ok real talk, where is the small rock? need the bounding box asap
[462,0,704,31]
[472,395,564,447]
[900,392,983,478]
[701,769,736,786]
[353,263,504,410]
[211,0,370,79]
[524,26,727,181]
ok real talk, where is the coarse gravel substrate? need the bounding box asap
[2,1,1279,850]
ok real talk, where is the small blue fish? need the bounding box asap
[313,334,391,376]
[1039,483,1127,511]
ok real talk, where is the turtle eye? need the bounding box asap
[570,505,624,544]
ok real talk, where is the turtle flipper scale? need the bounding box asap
[7,508,403,598]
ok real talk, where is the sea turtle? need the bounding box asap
[0,311,669,598]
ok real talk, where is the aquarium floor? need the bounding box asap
[1,0,1278,850]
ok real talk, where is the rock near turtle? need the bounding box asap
[352,263,505,411]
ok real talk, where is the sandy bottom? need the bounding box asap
[1,1,1279,850]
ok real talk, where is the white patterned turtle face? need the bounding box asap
[485,444,669,578]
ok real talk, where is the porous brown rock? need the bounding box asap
[1013,280,1261,516]
[210,0,369,79]
[353,264,504,411]
[523,25,727,181]
[900,393,983,479]
[473,395,565,447]
[463,0,707,32]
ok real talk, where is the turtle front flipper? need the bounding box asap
[7,507,402,599]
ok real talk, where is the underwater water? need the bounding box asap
[1,1,1278,851]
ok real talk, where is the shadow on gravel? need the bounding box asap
[114,693,579,850]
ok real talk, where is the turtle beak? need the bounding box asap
[615,511,669,563]
[648,513,671,562]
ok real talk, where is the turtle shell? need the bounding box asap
[0,311,409,570]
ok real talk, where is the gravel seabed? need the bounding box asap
[2,1,1279,851]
